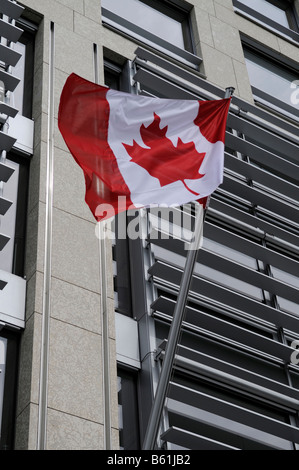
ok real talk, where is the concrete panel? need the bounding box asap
[192,8,214,48]
[32,62,49,122]
[52,146,94,222]
[107,296,116,339]
[26,141,48,214]
[200,42,238,92]
[50,276,102,334]
[16,313,42,416]
[47,408,104,450]
[56,0,84,14]
[20,0,74,29]
[74,11,102,42]
[84,0,102,23]
[25,271,44,321]
[14,403,39,450]
[209,15,245,63]
[193,0,216,15]
[24,202,46,281]
[214,0,234,9]
[54,23,94,79]
[51,207,101,293]
[47,319,103,423]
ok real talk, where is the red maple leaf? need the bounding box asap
[123,113,205,196]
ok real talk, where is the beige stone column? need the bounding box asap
[14,0,119,450]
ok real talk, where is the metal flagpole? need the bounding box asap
[94,44,112,450]
[142,201,205,450]
[142,87,234,451]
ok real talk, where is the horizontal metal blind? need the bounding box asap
[0,0,24,325]
[133,47,299,450]
[0,0,23,244]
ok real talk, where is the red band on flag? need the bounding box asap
[58,74,134,220]
[194,98,231,144]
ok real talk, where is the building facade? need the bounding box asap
[0,0,299,450]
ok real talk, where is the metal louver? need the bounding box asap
[0,0,25,329]
[129,47,299,450]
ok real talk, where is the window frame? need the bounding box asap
[242,36,299,123]
[233,0,299,44]
[101,0,201,70]
[104,57,132,93]
[139,0,194,52]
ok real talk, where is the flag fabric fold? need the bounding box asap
[58,73,230,221]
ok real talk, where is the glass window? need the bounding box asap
[118,368,140,449]
[239,0,291,28]
[112,218,133,317]
[0,331,19,450]
[103,0,186,49]
[234,0,298,33]
[105,65,121,91]
[244,48,299,119]
[101,0,197,68]
[104,58,132,93]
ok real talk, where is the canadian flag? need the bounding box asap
[58,73,230,221]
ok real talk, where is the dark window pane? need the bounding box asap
[118,369,140,449]
[0,331,19,450]
[240,0,291,27]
